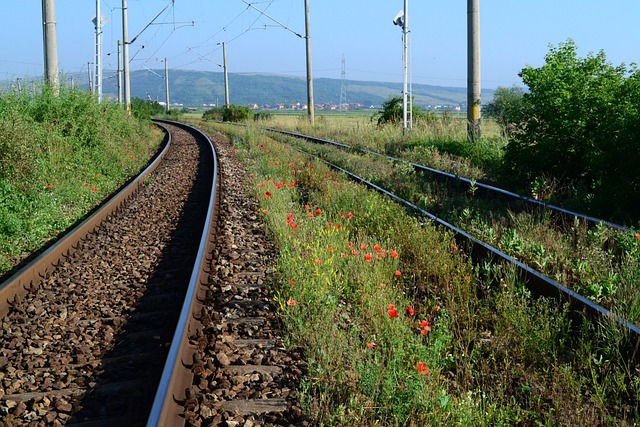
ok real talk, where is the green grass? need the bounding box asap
[0,84,161,275]
[200,121,639,426]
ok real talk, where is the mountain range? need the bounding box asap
[95,69,495,109]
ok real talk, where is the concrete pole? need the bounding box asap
[402,0,408,131]
[88,62,93,94]
[41,0,59,93]
[467,0,481,141]
[223,42,230,107]
[122,0,131,111]
[165,58,170,113]
[304,0,315,124]
[117,40,123,104]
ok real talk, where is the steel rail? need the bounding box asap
[145,120,220,427]
[265,128,635,234]
[0,125,171,317]
[287,144,640,363]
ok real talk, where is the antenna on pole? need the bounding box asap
[339,54,347,112]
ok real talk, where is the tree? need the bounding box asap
[483,85,524,137]
[503,40,640,221]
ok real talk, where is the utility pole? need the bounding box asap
[304,0,315,124]
[339,54,347,112]
[402,0,409,131]
[223,42,230,106]
[122,0,131,111]
[41,0,59,93]
[93,0,103,102]
[164,58,170,113]
[117,40,123,104]
[467,0,481,141]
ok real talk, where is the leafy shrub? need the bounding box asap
[483,85,525,137]
[502,40,640,222]
[202,105,254,122]
[373,96,435,126]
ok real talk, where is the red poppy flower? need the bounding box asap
[395,270,402,277]
[287,299,297,306]
[347,242,355,247]
[265,191,271,197]
[390,250,398,259]
[339,211,345,218]
[351,250,358,256]
[406,306,415,316]
[635,233,640,239]
[366,342,375,349]
[416,362,429,375]
[308,213,314,218]
[289,278,295,284]
[387,308,398,318]
[374,245,381,252]
[315,209,322,215]
[305,204,311,210]
[365,254,372,262]
[360,244,367,250]
[347,212,353,219]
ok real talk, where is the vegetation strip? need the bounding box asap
[199,121,639,426]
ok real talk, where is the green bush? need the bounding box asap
[202,105,254,122]
[502,40,640,222]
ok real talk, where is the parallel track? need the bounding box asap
[258,126,640,362]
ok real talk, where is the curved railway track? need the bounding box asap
[0,121,306,426]
[251,125,640,361]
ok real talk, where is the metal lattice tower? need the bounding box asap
[339,54,347,111]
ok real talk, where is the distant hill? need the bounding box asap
[98,69,494,110]
[7,69,494,109]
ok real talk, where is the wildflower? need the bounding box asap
[435,305,441,312]
[291,223,299,229]
[92,186,98,192]
[328,246,335,252]
[406,306,415,316]
[635,233,640,239]
[365,254,372,262]
[262,209,268,214]
[315,209,322,215]
[265,191,271,197]
[45,183,53,189]
[289,278,295,285]
[315,259,322,265]
[347,242,355,247]
[339,211,345,218]
[416,362,429,375]
[305,204,311,210]
[308,213,314,218]
[84,182,88,186]
[366,342,375,349]
[249,173,255,178]
[374,245,381,252]
[390,250,398,259]
[347,212,353,219]
[451,242,458,250]
[380,283,386,289]
[395,270,402,277]
[287,299,297,306]
[387,308,398,318]
[351,250,358,256]
[326,173,331,178]
[336,224,342,230]
[360,243,367,250]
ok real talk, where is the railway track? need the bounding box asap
[0,121,307,426]
[250,125,640,361]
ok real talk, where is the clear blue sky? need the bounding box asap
[1,1,638,89]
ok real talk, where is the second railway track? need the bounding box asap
[0,121,307,426]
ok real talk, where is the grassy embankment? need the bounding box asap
[0,85,162,275]
[200,119,639,427]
